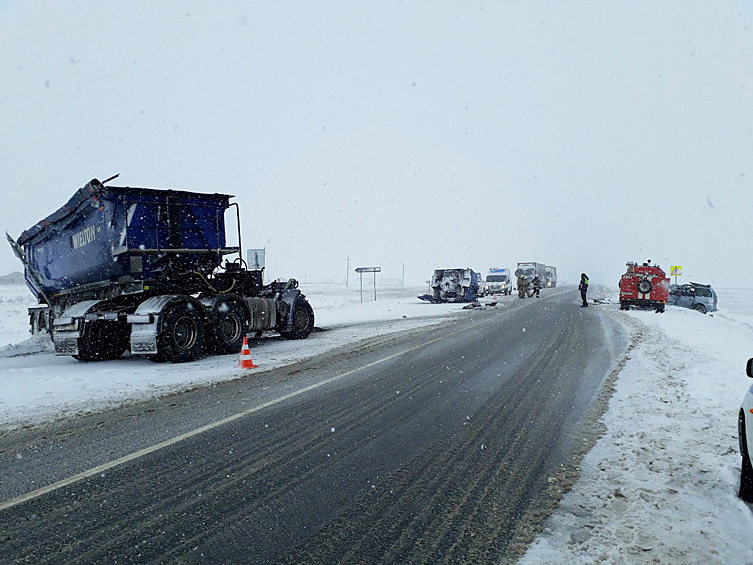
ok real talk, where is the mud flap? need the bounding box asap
[127,295,181,355]
[279,289,301,333]
[51,300,103,356]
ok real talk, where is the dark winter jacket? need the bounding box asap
[579,275,589,291]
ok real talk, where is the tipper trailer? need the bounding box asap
[7,176,314,363]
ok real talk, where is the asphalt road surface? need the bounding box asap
[0,289,628,564]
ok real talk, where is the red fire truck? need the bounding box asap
[619,261,670,312]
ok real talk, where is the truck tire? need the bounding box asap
[280,297,314,340]
[637,280,652,294]
[74,321,128,362]
[155,302,205,363]
[209,301,248,355]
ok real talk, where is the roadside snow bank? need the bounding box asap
[0,283,39,351]
[521,289,753,564]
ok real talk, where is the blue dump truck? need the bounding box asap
[6,176,314,363]
[417,268,481,303]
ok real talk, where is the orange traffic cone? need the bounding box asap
[238,336,258,369]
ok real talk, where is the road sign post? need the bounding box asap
[355,267,381,302]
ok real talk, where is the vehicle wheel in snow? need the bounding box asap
[740,412,753,502]
[155,302,205,363]
[637,279,652,294]
[620,301,629,311]
[692,304,707,314]
[73,321,128,362]
[280,297,314,340]
[209,301,248,355]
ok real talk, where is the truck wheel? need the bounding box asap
[156,302,205,363]
[281,298,314,340]
[637,280,652,294]
[620,301,629,311]
[692,304,707,314]
[209,301,248,355]
[74,321,128,362]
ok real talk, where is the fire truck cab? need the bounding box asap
[619,260,670,312]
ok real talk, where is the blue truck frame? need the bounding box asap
[8,177,315,363]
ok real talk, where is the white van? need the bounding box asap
[486,268,513,295]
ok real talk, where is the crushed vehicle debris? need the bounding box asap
[668,282,718,314]
[418,268,482,303]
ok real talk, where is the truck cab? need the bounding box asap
[515,262,547,286]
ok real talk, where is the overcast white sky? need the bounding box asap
[1,1,752,286]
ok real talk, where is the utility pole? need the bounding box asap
[346,256,350,287]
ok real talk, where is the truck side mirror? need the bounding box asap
[747,358,753,378]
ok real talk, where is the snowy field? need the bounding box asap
[1,279,752,563]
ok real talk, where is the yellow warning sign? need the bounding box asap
[670,265,682,276]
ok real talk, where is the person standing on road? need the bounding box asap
[579,273,589,307]
[531,274,542,298]
[517,274,529,298]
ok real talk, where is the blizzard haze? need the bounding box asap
[1,1,751,286]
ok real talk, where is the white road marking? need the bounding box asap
[0,334,448,512]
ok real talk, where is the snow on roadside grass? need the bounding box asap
[521,290,753,564]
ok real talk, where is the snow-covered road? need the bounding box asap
[1,279,751,563]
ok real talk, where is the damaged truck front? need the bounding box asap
[418,268,481,303]
[7,176,315,363]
